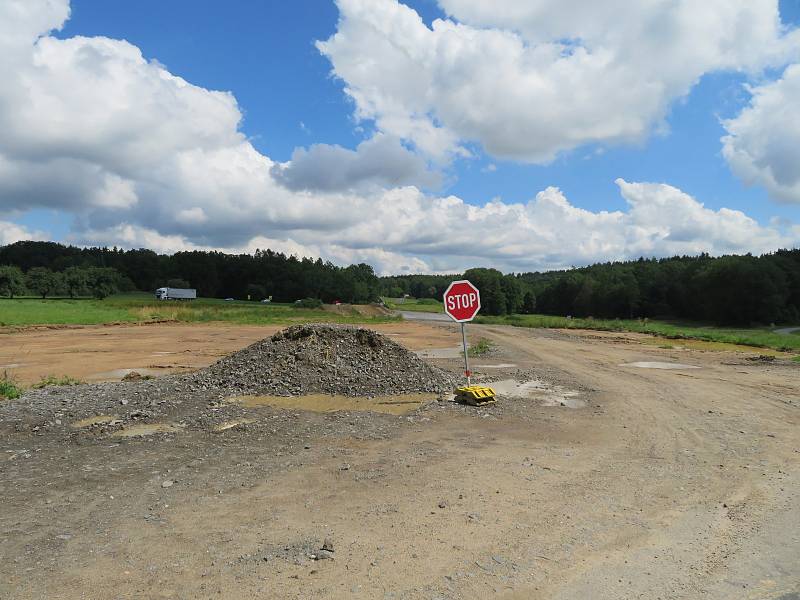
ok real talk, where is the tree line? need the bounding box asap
[0,265,122,299]
[0,241,380,303]
[3,241,799,325]
[381,251,800,325]
[524,251,800,325]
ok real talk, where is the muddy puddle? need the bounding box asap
[621,361,700,370]
[490,379,586,408]
[475,363,518,369]
[226,393,438,416]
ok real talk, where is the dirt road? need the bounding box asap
[1,322,798,599]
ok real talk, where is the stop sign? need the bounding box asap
[443,280,481,322]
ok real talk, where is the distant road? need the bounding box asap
[774,326,800,335]
[395,310,452,322]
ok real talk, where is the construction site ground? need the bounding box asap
[1,320,799,599]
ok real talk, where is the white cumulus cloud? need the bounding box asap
[318,0,799,163]
[0,221,47,246]
[722,63,800,203]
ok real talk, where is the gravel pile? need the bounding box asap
[191,323,457,396]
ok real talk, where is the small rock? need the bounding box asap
[322,538,334,552]
[438,500,447,509]
[339,463,351,471]
[161,480,174,488]
[120,399,129,406]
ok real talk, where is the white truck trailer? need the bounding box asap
[155,287,197,300]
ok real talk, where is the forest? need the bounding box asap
[1,241,800,325]
[0,241,380,304]
[378,251,800,325]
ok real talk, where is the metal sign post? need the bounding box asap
[443,279,482,385]
[443,280,496,406]
[461,322,471,385]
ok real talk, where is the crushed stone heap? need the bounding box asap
[191,323,457,396]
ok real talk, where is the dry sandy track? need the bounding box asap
[1,322,799,599]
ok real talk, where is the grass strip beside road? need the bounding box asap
[383,298,444,313]
[0,295,398,327]
[475,314,800,354]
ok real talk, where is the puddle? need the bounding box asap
[489,379,586,409]
[71,415,119,428]
[474,363,518,369]
[152,351,176,356]
[414,346,463,359]
[0,363,21,369]
[87,367,170,381]
[213,419,256,432]
[112,423,182,437]
[621,361,700,370]
[226,393,438,416]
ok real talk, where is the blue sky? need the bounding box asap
[2,0,800,273]
[53,0,796,216]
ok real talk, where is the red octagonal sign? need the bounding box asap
[443,280,481,322]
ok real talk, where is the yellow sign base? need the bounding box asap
[454,385,497,406]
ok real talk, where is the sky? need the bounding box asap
[1,0,800,274]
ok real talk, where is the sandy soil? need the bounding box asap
[1,321,799,599]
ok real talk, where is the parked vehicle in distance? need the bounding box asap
[154,287,197,300]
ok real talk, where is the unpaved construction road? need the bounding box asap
[1,321,799,599]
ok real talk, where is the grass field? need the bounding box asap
[0,294,397,327]
[383,298,443,313]
[475,314,800,354]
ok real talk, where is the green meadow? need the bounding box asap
[0,293,397,327]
